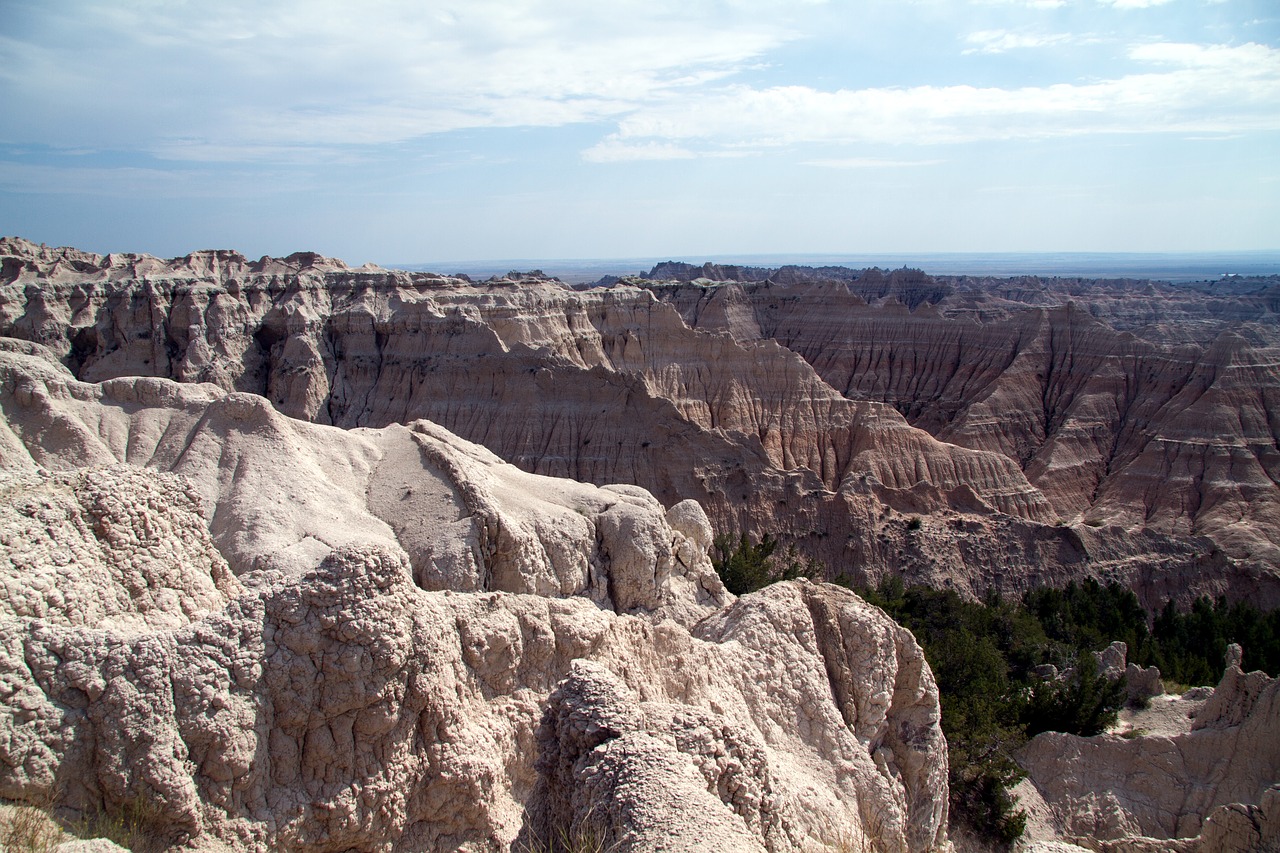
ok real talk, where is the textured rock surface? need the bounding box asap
[0,346,727,626]
[0,543,950,852]
[1017,663,1280,851]
[641,268,1280,605]
[0,339,950,851]
[1091,642,1163,704]
[7,237,1267,604]
[0,466,241,632]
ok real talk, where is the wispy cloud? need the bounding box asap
[963,29,1075,54]
[4,2,1274,170]
[803,158,944,168]
[582,138,697,162]
[588,42,1280,152]
[0,161,307,197]
[972,0,1069,9]
[1101,0,1174,8]
[0,0,803,160]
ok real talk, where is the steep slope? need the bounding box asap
[2,238,1276,604]
[0,345,728,624]
[642,269,1280,599]
[0,344,950,852]
[1017,663,1280,851]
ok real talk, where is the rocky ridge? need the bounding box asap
[2,238,1274,605]
[635,265,1280,604]
[0,341,950,852]
[1017,659,1280,852]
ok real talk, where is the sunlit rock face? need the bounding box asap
[1017,662,1280,852]
[0,341,950,852]
[3,237,1279,605]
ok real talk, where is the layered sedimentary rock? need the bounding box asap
[2,237,1278,604]
[1017,662,1280,852]
[638,265,1280,604]
[0,344,728,624]
[0,344,950,852]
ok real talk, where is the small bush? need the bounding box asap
[711,533,822,595]
[516,806,614,853]
[1021,655,1125,737]
[518,824,611,853]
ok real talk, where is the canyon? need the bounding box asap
[0,339,948,852]
[3,237,1277,606]
[2,237,1279,852]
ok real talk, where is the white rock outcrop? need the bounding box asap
[1018,660,1280,852]
[1091,641,1163,704]
[0,542,949,852]
[0,344,951,852]
[0,346,728,626]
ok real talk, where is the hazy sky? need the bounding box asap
[1,0,1277,264]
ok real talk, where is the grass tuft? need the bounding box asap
[70,797,166,851]
[0,800,65,853]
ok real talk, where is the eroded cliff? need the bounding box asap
[640,265,1280,604]
[1017,662,1280,852]
[3,238,1273,604]
[0,345,950,852]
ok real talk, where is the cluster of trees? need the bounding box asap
[854,578,1127,844]
[861,577,1280,845]
[709,533,821,595]
[710,536,1280,848]
[1022,580,1280,686]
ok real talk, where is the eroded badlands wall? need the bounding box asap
[0,345,950,852]
[1018,664,1280,852]
[3,238,1277,604]
[644,267,1280,604]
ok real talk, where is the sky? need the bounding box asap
[0,0,1277,265]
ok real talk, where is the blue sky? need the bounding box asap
[1,0,1277,264]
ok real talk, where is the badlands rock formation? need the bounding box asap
[3,238,1276,605]
[639,264,1280,605]
[0,342,950,851]
[1017,660,1280,852]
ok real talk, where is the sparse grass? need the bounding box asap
[516,823,612,853]
[1126,692,1152,711]
[1120,727,1148,739]
[1,791,168,852]
[806,831,872,852]
[516,807,614,853]
[801,815,874,853]
[0,801,65,853]
[70,797,164,851]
